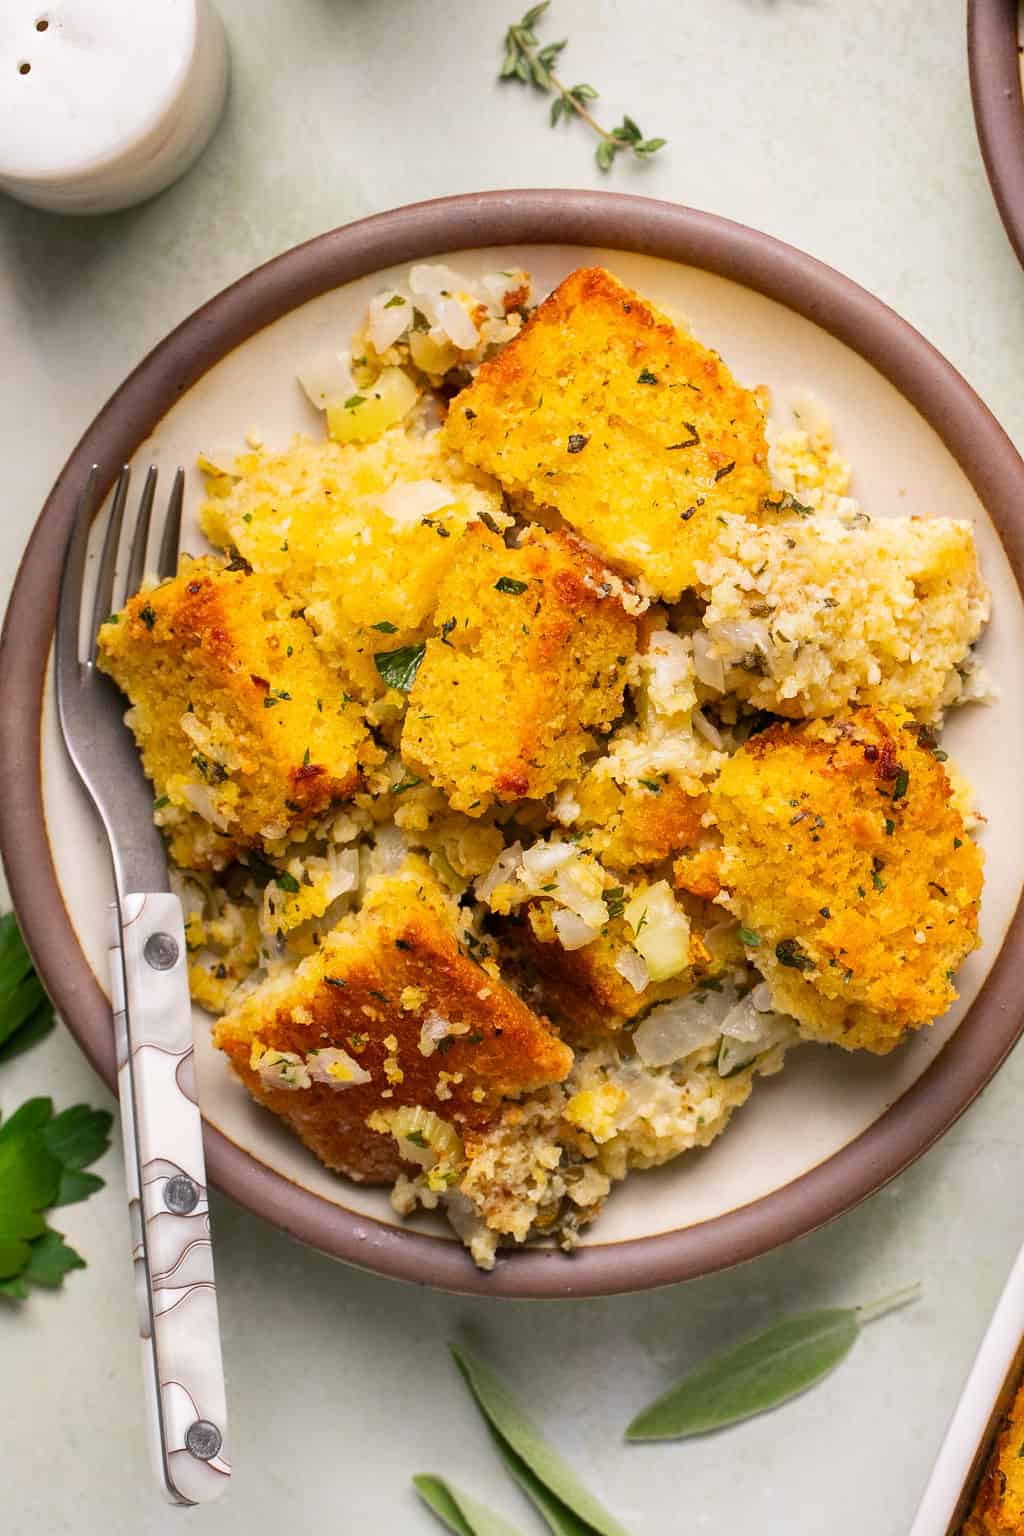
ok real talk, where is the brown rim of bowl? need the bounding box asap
[969,0,1024,269]
[2,190,1023,1299]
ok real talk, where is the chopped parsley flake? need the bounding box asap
[139,604,156,630]
[372,620,399,633]
[494,577,529,595]
[637,368,659,385]
[892,767,909,800]
[275,872,300,893]
[776,938,812,971]
[739,927,760,946]
[374,643,426,692]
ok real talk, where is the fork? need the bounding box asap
[55,465,230,1506]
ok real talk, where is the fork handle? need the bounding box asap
[109,891,230,1505]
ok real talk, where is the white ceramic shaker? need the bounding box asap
[0,0,228,214]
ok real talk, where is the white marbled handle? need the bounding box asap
[109,892,230,1506]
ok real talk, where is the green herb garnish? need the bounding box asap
[566,433,589,454]
[0,1095,112,1299]
[625,1286,920,1440]
[775,938,812,971]
[139,604,156,630]
[450,1346,628,1536]
[405,1131,429,1148]
[639,779,662,794]
[0,915,55,1065]
[374,643,426,693]
[499,3,666,173]
[384,295,406,309]
[343,394,367,410]
[414,1475,523,1536]
[274,872,300,894]
[637,368,658,385]
[738,928,760,947]
[892,767,909,800]
[392,777,423,795]
[494,577,529,595]
[372,620,399,633]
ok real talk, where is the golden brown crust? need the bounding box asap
[401,524,637,813]
[97,558,371,868]
[576,775,707,872]
[443,266,770,598]
[213,868,573,1180]
[710,709,983,1052]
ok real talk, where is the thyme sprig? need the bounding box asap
[500,3,667,172]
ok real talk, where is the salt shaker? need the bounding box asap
[0,0,228,214]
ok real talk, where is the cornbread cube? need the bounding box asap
[200,428,503,700]
[212,863,573,1182]
[696,512,990,721]
[97,558,372,871]
[708,709,983,1053]
[443,266,770,598]
[401,524,638,814]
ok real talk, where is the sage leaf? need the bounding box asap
[451,1346,629,1536]
[626,1287,920,1441]
[489,1431,595,1535]
[374,642,426,693]
[413,1474,524,1536]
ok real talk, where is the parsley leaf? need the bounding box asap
[0,913,56,1064]
[0,1088,111,1301]
[374,643,426,693]
[494,577,529,595]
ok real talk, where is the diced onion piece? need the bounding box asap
[552,910,599,951]
[297,348,356,411]
[375,1104,464,1169]
[325,848,360,902]
[692,630,726,693]
[409,263,465,297]
[368,291,411,353]
[751,982,774,1013]
[646,629,698,713]
[252,1047,311,1092]
[624,881,691,982]
[418,1011,453,1057]
[378,477,456,530]
[434,295,479,350]
[692,709,724,748]
[326,368,418,444]
[633,995,724,1066]
[409,328,457,376]
[475,841,524,903]
[717,996,799,1077]
[614,947,649,994]
[520,842,575,878]
[181,782,232,832]
[306,1047,371,1089]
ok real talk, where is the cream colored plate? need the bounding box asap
[40,244,1024,1250]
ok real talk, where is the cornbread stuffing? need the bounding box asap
[100,261,992,1269]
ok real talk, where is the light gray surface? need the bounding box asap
[2,2,1023,1532]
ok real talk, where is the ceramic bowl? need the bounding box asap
[3,190,1024,1298]
[969,0,1024,269]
